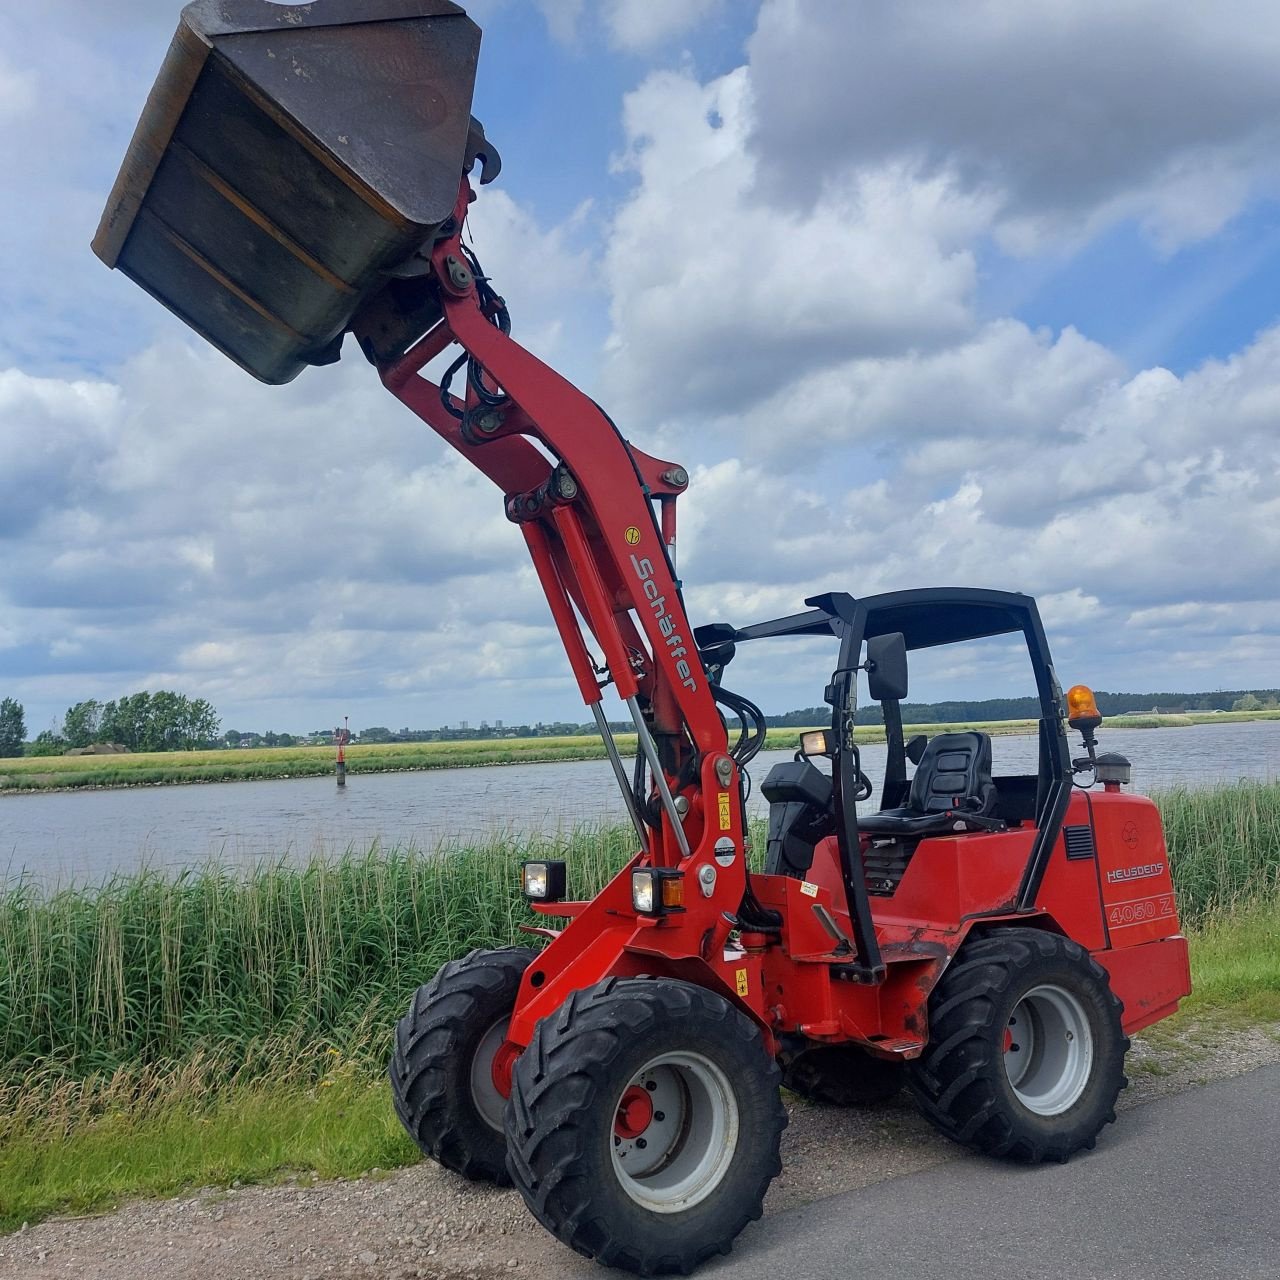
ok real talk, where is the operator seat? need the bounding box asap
[859,731,999,837]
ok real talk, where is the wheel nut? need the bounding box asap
[636,1138,647,1150]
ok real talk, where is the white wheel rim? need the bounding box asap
[1003,983,1094,1116]
[609,1051,740,1213]
[469,1017,509,1131]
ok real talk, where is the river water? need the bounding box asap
[2,720,1277,887]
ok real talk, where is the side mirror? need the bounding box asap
[866,632,909,702]
[905,734,928,766]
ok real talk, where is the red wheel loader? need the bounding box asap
[96,3,1192,1273]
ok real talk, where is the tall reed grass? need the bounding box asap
[1160,780,1280,919]
[0,827,635,1089]
[0,782,1274,1097]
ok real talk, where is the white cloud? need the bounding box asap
[532,0,586,45]
[601,68,985,423]
[0,55,36,120]
[605,0,723,51]
[746,0,1280,251]
[4,1,1280,734]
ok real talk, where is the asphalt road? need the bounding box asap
[707,1063,1280,1280]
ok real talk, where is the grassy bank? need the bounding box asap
[0,726,946,792]
[1,780,1277,1227]
[7,710,1277,793]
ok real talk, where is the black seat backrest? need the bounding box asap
[907,731,996,815]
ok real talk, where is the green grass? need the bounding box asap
[1159,779,1280,922]
[4,725,1025,792]
[0,1066,413,1232]
[2,902,1275,1232]
[1177,901,1280,1023]
[0,781,1274,1084]
[1107,713,1196,728]
[0,737,630,791]
[0,779,1277,1228]
[0,827,636,1085]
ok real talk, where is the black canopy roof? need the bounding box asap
[718,587,1041,652]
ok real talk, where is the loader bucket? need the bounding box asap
[93,0,488,384]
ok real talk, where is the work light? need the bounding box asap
[799,730,833,758]
[522,860,567,902]
[631,868,684,915]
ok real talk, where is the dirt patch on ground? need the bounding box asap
[2,1021,1277,1280]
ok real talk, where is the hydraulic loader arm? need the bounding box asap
[374,178,731,866]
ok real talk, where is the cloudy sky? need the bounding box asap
[2,0,1278,738]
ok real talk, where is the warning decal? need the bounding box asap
[735,968,749,997]
[718,792,732,831]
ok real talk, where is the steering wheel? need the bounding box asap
[851,767,873,802]
[793,746,874,803]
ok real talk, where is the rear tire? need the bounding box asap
[783,1045,904,1106]
[505,978,786,1275]
[908,928,1128,1162]
[389,946,537,1184]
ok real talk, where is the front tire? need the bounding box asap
[505,978,786,1275]
[908,928,1128,1163]
[389,946,537,1184]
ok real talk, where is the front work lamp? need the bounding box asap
[799,729,833,758]
[522,860,567,902]
[631,868,684,915]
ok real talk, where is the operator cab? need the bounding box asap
[696,588,1073,907]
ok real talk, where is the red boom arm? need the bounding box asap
[377,184,753,1042]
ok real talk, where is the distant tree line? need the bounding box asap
[220,729,320,749]
[27,692,221,755]
[4,684,1277,760]
[762,688,1280,728]
[0,698,25,758]
[354,721,623,744]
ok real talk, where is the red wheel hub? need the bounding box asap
[614,1085,654,1140]
[1003,1026,1014,1053]
[490,1039,521,1097]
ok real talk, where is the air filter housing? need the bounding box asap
[93,0,488,383]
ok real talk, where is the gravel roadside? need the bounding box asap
[2,1020,1276,1280]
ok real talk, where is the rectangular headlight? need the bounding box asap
[522,859,567,901]
[799,729,833,758]
[631,868,684,915]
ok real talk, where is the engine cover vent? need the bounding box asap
[1064,824,1096,861]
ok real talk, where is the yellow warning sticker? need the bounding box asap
[624,525,642,545]
[716,788,737,829]
[800,880,819,898]
[735,968,749,997]
[718,792,732,831]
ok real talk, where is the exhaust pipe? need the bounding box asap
[93,0,495,384]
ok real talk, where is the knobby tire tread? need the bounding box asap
[389,946,536,1184]
[907,927,1129,1163]
[505,977,786,1276]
